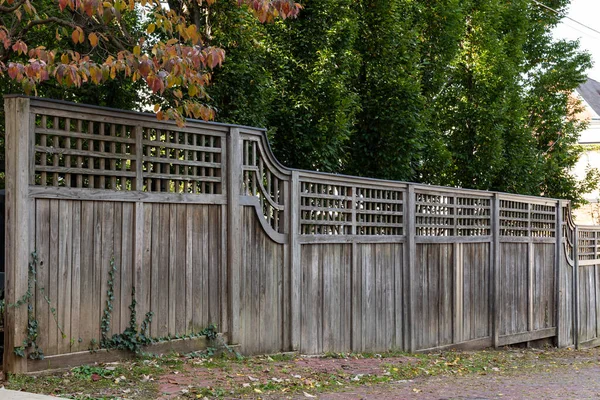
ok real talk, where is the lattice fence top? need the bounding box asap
[32,106,226,195]
[499,200,556,238]
[15,96,588,246]
[242,136,287,233]
[415,191,491,237]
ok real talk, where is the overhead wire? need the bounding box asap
[531,0,600,36]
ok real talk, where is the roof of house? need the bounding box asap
[577,77,600,116]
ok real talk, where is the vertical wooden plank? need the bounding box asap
[142,203,152,333]
[351,241,361,352]
[299,246,309,353]
[441,244,453,346]
[343,244,352,350]
[168,204,177,335]
[384,244,395,350]
[528,242,534,333]
[122,203,134,332]
[322,245,333,352]
[240,208,250,352]
[208,206,221,329]
[394,244,403,350]
[35,200,50,358]
[201,206,210,331]
[227,127,242,346]
[220,204,228,336]
[186,205,194,333]
[71,201,81,352]
[261,221,273,352]
[158,203,170,337]
[363,244,375,350]
[282,179,291,351]
[58,200,73,354]
[192,205,202,332]
[406,184,416,352]
[453,242,463,344]
[290,171,300,351]
[314,245,322,354]
[4,96,31,373]
[492,193,500,347]
[112,203,123,335]
[556,201,565,347]
[150,204,160,336]
[101,202,115,341]
[255,212,265,352]
[79,202,95,349]
[47,199,59,355]
[92,202,103,345]
[175,204,187,334]
[375,244,383,350]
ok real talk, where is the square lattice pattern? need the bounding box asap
[500,200,556,237]
[34,114,136,189]
[415,193,491,236]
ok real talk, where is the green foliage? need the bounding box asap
[100,258,118,347]
[10,253,44,360]
[99,259,154,354]
[204,0,596,203]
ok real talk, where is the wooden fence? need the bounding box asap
[3,95,599,373]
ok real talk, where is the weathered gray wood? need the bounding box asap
[574,226,580,348]
[57,200,73,353]
[48,199,59,355]
[35,200,50,356]
[453,242,463,343]
[528,242,534,332]
[290,171,301,351]
[407,184,416,352]
[30,186,227,204]
[4,97,32,372]
[27,335,216,373]
[492,194,500,347]
[497,327,557,346]
[11,95,600,373]
[227,127,242,346]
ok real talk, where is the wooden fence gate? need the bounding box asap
[3,95,600,374]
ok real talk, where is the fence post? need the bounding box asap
[227,127,242,346]
[573,225,580,349]
[492,193,500,348]
[290,170,300,351]
[4,96,32,373]
[406,184,416,352]
[555,201,563,347]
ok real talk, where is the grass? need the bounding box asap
[3,346,597,399]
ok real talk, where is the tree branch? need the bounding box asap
[0,0,26,14]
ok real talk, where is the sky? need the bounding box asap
[553,0,600,81]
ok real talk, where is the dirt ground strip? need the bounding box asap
[5,346,600,399]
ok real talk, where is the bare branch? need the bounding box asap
[0,0,25,14]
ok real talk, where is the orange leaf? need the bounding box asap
[88,33,98,47]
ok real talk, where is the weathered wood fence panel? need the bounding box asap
[4,96,600,374]
[239,206,286,354]
[458,243,491,343]
[576,227,600,349]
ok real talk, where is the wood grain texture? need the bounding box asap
[499,243,529,336]
[239,206,285,354]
